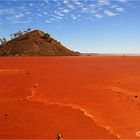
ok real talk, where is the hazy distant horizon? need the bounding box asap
[81,52,140,56]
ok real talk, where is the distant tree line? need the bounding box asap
[0,28,32,47]
[0,38,7,47]
[10,28,31,39]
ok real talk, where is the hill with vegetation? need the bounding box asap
[0,29,80,56]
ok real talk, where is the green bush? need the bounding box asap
[44,33,50,38]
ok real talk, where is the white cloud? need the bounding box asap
[95,14,104,19]
[14,13,24,19]
[67,4,74,9]
[71,14,81,20]
[54,11,64,17]
[63,0,68,4]
[116,7,124,12]
[44,0,49,4]
[53,15,63,20]
[44,12,47,15]
[72,16,77,20]
[98,0,110,6]
[50,18,58,21]
[62,9,69,13]
[29,3,34,7]
[104,10,118,16]
[111,5,118,8]
[74,0,82,6]
[118,0,128,3]
[46,20,51,23]
[37,13,42,17]
[81,7,89,13]
[0,0,130,25]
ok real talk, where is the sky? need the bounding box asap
[0,0,140,53]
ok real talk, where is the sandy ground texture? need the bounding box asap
[0,56,140,139]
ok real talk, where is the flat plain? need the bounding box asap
[0,56,140,139]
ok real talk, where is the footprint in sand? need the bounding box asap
[26,72,30,75]
[18,83,38,102]
[18,95,32,101]
[28,82,39,98]
[136,131,140,137]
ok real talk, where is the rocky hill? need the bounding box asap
[0,30,80,56]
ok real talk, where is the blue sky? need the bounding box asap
[0,0,140,53]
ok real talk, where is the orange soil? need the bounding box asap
[0,56,140,139]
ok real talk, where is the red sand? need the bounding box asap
[0,56,140,139]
